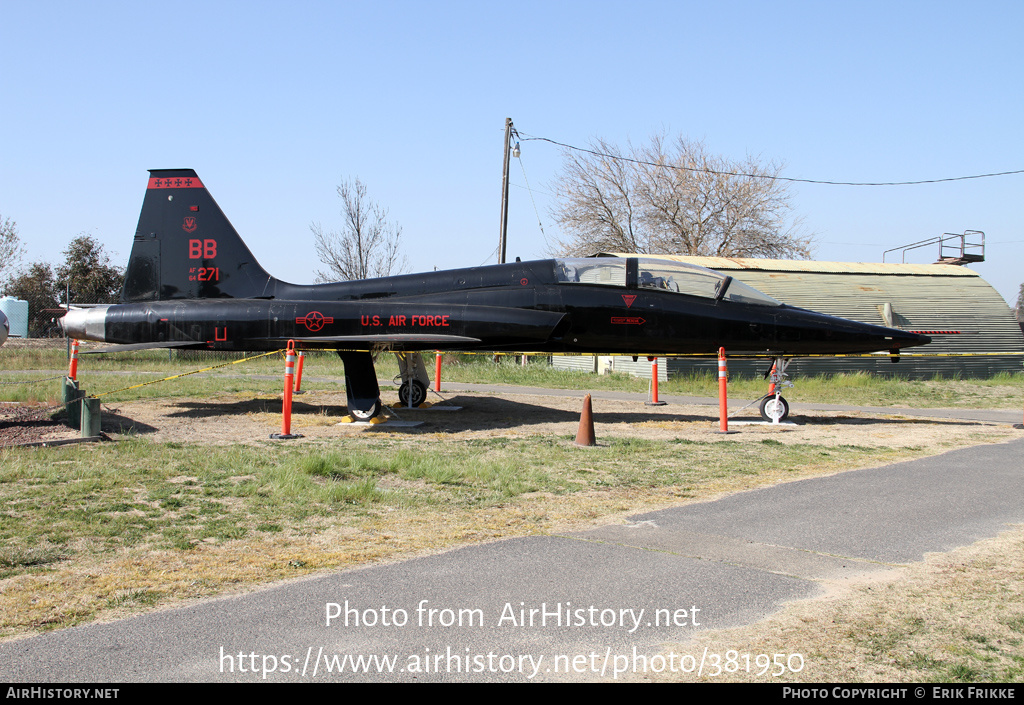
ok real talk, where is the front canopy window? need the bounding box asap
[555,257,781,307]
[555,259,626,286]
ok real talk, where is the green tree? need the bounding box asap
[55,235,124,304]
[5,262,59,336]
[0,215,25,292]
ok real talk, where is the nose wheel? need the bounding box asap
[759,395,789,422]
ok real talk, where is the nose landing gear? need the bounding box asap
[760,357,792,422]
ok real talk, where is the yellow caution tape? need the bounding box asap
[88,350,285,400]
[74,346,1024,401]
[429,350,1024,359]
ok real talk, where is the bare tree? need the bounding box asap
[551,139,649,254]
[549,134,813,259]
[311,178,408,282]
[0,215,25,292]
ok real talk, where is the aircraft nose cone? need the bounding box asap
[892,330,932,349]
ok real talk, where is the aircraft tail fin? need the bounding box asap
[121,169,278,302]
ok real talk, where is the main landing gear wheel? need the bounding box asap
[759,395,789,422]
[398,379,427,407]
[350,400,382,421]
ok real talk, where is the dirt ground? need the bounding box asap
[2,384,1013,451]
[0,403,76,446]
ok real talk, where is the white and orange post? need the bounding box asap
[63,339,84,430]
[435,351,442,393]
[718,347,729,433]
[294,351,306,393]
[282,343,295,435]
[272,341,301,439]
[68,339,80,382]
[646,356,666,406]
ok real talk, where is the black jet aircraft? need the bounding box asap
[61,169,930,420]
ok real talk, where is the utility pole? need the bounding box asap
[498,117,519,265]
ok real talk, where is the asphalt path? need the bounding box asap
[2,405,1022,682]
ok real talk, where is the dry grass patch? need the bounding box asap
[651,525,1024,683]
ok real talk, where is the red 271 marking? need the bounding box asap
[197,267,219,282]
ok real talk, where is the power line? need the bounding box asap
[516,154,547,239]
[510,181,560,199]
[519,133,1024,187]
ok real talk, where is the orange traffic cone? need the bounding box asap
[574,394,596,447]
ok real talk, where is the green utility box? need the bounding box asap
[62,377,84,430]
[81,397,101,438]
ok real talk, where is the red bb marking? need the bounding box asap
[188,239,217,259]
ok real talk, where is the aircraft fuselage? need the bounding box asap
[66,258,927,357]
[57,169,931,418]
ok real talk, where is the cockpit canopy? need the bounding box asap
[554,257,782,307]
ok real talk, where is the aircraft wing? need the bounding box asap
[81,334,485,354]
[255,334,483,346]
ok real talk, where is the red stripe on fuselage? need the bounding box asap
[148,177,205,189]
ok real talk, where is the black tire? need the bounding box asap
[398,379,427,407]
[350,399,382,420]
[759,395,789,422]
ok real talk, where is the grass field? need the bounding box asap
[1,342,1023,681]
[1,433,935,626]
[2,345,1023,409]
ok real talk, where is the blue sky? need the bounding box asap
[2,1,1022,306]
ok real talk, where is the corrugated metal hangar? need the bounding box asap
[552,255,1023,379]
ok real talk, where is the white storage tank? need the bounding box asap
[0,297,29,338]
